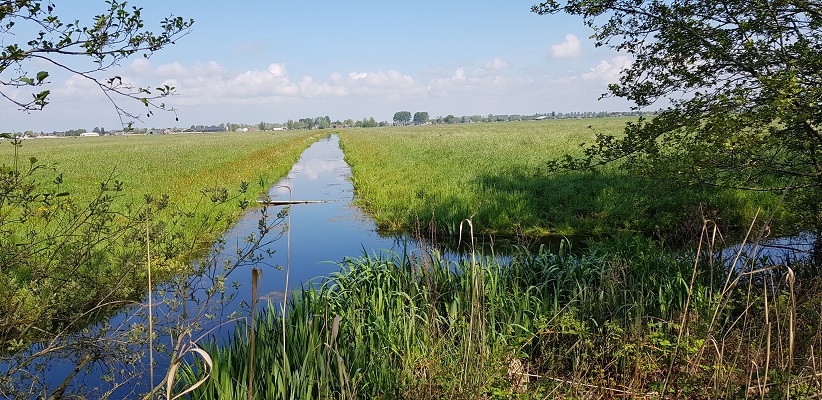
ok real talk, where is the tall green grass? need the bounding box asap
[0,131,324,348]
[181,231,821,398]
[1,131,324,206]
[339,120,784,241]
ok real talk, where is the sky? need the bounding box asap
[1,0,638,132]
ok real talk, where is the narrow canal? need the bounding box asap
[8,134,411,398]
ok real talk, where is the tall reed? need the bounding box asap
[181,236,821,398]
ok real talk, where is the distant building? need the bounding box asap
[79,132,100,137]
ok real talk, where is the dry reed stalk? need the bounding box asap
[248,267,261,400]
[279,185,292,398]
[764,282,771,400]
[663,218,713,394]
[147,209,154,393]
[786,266,796,396]
[458,215,485,390]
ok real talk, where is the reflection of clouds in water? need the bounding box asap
[293,158,348,180]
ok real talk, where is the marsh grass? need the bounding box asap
[0,131,322,354]
[182,225,821,398]
[0,131,325,251]
[339,120,785,241]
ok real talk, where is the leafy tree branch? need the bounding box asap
[0,0,193,124]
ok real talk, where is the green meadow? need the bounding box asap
[339,119,784,242]
[180,120,818,399]
[1,131,324,206]
[2,122,817,398]
[0,131,324,347]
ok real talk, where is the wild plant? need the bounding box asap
[0,134,291,399]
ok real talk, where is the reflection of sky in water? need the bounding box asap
[270,135,353,200]
[14,134,406,398]
[724,232,816,268]
[286,158,348,182]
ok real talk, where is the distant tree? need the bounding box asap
[315,116,330,129]
[413,111,429,125]
[259,121,266,131]
[393,111,412,125]
[343,119,354,127]
[299,118,314,129]
[443,114,458,124]
[92,127,101,133]
[360,117,378,128]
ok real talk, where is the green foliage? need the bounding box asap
[413,111,429,124]
[339,120,781,240]
[0,132,309,397]
[533,0,822,235]
[0,0,193,121]
[0,131,324,207]
[0,137,221,348]
[393,111,412,125]
[184,238,822,398]
[0,131,322,347]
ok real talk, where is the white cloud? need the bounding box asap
[4,53,641,132]
[128,58,152,74]
[550,34,582,59]
[484,57,508,70]
[581,55,632,83]
[156,62,188,77]
[267,63,287,77]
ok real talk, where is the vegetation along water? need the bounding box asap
[3,116,820,398]
[169,122,819,398]
[0,131,324,351]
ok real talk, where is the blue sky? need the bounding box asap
[2,0,636,132]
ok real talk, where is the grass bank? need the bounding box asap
[183,232,821,399]
[339,120,784,241]
[1,131,325,206]
[0,130,324,347]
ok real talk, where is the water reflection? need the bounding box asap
[723,231,817,268]
[219,135,404,310]
[2,134,408,398]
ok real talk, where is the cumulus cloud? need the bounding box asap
[581,55,632,83]
[426,66,513,97]
[94,60,428,107]
[484,57,508,70]
[550,34,582,59]
[156,62,188,77]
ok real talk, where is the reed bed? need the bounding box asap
[338,120,783,241]
[182,229,821,399]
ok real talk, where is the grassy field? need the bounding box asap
[0,130,324,347]
[1,131,325,206]
[339,119,784,241]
